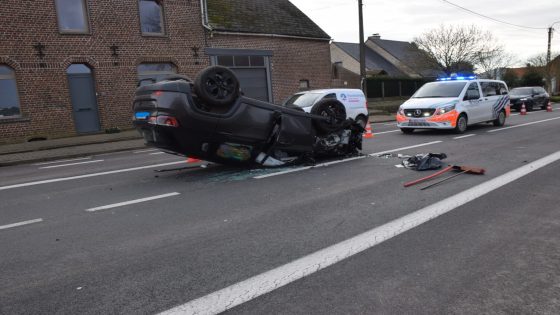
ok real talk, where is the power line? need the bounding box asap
[441,0,548,30]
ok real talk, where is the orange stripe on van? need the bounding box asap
[427,110,459,127]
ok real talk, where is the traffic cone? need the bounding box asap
[186,157,201,163]
[546,101,553,112]
[520,103,527,115]
[363,122,374,139]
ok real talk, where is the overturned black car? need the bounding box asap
[132,66,364,166]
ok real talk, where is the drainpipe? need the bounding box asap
[200,0,213,32]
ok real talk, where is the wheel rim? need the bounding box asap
[320,105,345,125]
[458,116,466,131]
[204,71,235,100]
[499,112,505,124]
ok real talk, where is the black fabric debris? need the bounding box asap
[402,153,447,171]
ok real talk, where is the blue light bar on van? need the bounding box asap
[437,75,477,81]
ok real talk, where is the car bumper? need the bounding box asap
[396,110,459,129]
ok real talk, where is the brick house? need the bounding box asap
[0,0,331,144]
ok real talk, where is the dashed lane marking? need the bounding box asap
[33,157,92,166]
[488,116,560,133]
[453,134,476,140]
[38,160,105,169]
[0,218,43,231]
[0,161,185,191]
[133,149,159,154]
[368,141,443,157]
[160,150,560,315]
[86,192,180,212]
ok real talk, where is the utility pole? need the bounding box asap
[358,0,366,97]
[547,26,553,64]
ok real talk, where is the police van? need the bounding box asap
[283,89,369,127]
[396,76,510,134]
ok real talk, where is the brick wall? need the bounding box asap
[0,0,331,144]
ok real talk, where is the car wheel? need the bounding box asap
[493,110,506,127]
[526,102,534,111]
[311,99,347,134]
[355,115,368,128]
[401,128,414,134]
[194,66,240,107]
[454,114,468,134]
[541,99,549,110]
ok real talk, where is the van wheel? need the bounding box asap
[401,128,414,134]
[454,114,468,134]
[493,110,506,126]
[311,99,347,134]
[194,66,240,107]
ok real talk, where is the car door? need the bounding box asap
[478,82,499,122]
[463,82,485,123]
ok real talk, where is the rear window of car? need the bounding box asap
[510,88,533,95]
[412,82,467,98]
[285,93,323,108]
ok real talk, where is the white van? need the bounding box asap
[283,89,369,127]
[396,77,510,134]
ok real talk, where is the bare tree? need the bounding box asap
[476,50,518,79]
[526,52,560,91]
[413,24,512,75]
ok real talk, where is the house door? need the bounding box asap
[67,64,100,133]
[232,68,269,102]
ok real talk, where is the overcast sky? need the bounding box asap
[290,0,560,66]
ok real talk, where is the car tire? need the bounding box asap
[401,128,414,134]
[355,115,368,128]
[454,114,468,134]
[493,110,506,127]
[194,66,240,107]
[526,102,534,111]
[541,99,549,110]
[311,99,347,134]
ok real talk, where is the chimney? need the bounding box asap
[371,33,381,39]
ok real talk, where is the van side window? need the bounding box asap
[481,82,500,97]
[466,82,480,99]
[499,83,508,95]
[323,93,336,100]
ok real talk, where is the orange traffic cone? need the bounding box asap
[186,157,201,163]
[546,101,553,112]
[520,103,527,115]
[363,122,374,139]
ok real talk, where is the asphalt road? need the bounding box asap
[1,107,560,314]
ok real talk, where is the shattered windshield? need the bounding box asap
[285,93,323,108]
[412,82,467,98]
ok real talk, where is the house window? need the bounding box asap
[299,80,310,90]
[0,65,21,118]
[137,63,176,86]
[139,0,165,35]
[55,0,89,33]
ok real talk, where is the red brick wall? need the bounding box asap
[0,0,331,144]
[207,34,332,104]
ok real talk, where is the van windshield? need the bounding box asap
[284,93,323,108]
[412,82,467,98]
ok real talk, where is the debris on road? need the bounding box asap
[404,164,485,188]
[402,153,447,171]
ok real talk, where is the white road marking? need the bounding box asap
[150,152,165,155]
[33,157,92,166]
[453,134,476,140]
[133,149,159,154]
[0,218,43,231]
[254,156,366,179]
[488,116,560,133]
[161,150,560,315]
[373,129,400,135]
[86,192,180,212]
[383,122,397,125]
[0,161,185,191]
[368,141,443,157]
[38,160,104,169]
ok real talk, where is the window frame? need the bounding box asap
[54,0,91,34]
[138,0,166,37]
[136,62,177,86]
[0,65,22,119]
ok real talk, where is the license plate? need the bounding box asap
[135,112,150,120]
